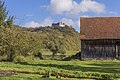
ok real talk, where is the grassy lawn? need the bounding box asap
[65,51,79,56]
[40,50,78,56]
[0,74,85,80]
[0,60,120,80]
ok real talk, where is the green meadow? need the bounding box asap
[0,59,120,80]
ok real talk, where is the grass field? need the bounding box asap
[40,50,78,56]
[0,59,120,80]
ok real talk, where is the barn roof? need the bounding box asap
[80,17,120,40]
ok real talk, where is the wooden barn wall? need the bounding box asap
[81,39,120,59]
[116,43,120,59]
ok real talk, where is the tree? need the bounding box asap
[44,41,59,59]
[1,28,17,61]
[0,0,8,26]
[44,37,66,59]
[0,0,14,28]
[5,16,14,28]
[59,46,66,59]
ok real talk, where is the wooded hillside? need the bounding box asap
[0,25,80,61]
[0,0,80,61]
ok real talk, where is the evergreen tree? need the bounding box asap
[0,0,8,26]
[6,16,14,28]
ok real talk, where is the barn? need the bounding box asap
[80,17,120,60]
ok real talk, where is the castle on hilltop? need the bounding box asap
[52,22,65,28]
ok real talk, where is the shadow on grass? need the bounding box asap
[16,61,120,74]
[62,52,81,61]
[89,62,120,68]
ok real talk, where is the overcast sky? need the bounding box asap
[5,0,120,32]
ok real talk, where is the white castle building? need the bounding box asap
[52,22,65,27]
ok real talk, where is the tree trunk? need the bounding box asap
[52,53,55,59]
[7,48,15,62]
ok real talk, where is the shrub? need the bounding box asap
[13,56,27,62]
[34,52,43,59]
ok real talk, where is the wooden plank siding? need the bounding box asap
[81,39,120,60]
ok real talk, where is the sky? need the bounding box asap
[5,0,120,32]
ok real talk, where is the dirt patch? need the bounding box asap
[0,70,17,76]
[0,70,112,80]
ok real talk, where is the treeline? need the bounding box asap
[0,0,80,61]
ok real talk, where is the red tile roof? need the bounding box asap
[80,17,120,39]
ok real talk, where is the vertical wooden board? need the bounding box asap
[117,45,120,59]
[81,39,116,60]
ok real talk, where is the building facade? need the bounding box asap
[80,17,120,60]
